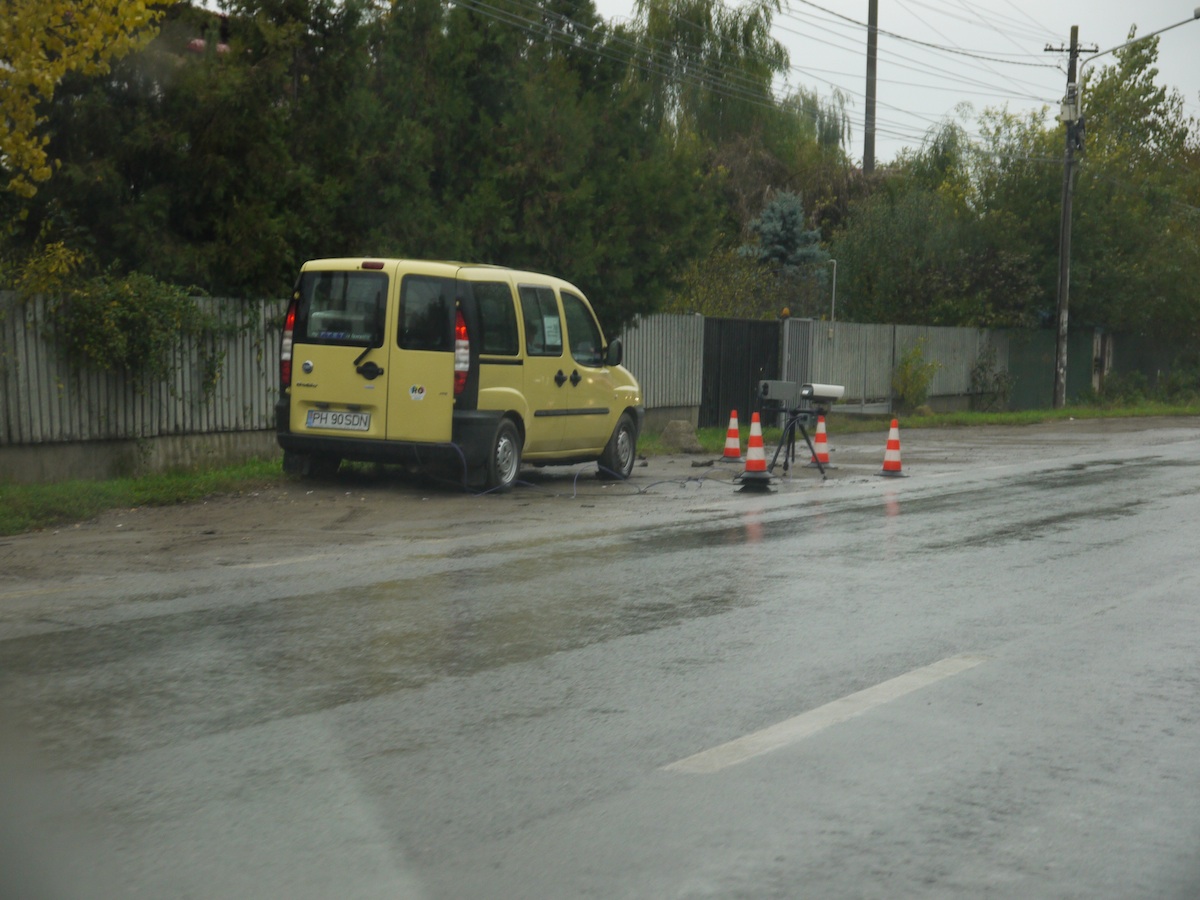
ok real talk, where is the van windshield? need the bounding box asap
[295,271,387,347]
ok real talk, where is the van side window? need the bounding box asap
[518,285,563,357]
[561,291,604,367]
[473,281,519,355]
[399,276,454,351]
[296,271,386,347]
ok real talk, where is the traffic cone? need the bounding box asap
[877,418,908,477]
[738,412,773,491]
[807,415,836,469]
[722,410,742,462]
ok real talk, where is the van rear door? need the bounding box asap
[385,271,457,443]
[289,265,391,439]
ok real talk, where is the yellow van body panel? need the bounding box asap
[560,364,616,452]
[288,342,390,438]
[385,348,454,442]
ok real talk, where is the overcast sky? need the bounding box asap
[593,0,1200,164]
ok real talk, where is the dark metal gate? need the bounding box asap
[699,318,781,428]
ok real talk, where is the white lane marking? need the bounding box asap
[234,554,328,569]
[663,653,989,774]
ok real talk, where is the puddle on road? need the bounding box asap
[0,551,754,767]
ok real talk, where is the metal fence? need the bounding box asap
[619,313,704,412]
[0,293,284,447]
[620,316,1013,427]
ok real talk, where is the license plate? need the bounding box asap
[306,410,371,431]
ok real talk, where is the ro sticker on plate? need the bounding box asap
[409,385,426,400]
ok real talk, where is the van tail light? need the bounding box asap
[454,309,469,396]
[280,300,297,387]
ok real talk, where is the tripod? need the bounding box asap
[768,406,827,477]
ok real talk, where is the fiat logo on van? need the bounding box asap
[302,360,314,373]
[409,385,426,400]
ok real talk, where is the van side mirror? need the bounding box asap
[605,338,623,367]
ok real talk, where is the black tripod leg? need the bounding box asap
[770,417,795,473]
[798,425,825,476]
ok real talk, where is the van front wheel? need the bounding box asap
[486,419,522,491]
[598,413,637,480]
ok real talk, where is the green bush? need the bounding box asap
[1157,354,1200,404]
[969,343,1014,412]
[46,272,236,390]
[892,339,941,413]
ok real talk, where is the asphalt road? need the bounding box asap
[2,417,1199,898]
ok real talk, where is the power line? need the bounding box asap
[790,0,1060,68]
[775,8,1052,101]
[895,0,1045,101]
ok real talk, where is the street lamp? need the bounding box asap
[1049,7,1200,408]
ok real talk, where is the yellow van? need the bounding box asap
[275,259,644,489]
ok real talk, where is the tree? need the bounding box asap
[741,190,826,274]
[0,0,176,198]
[631,0,787,143]
[1068,34,1200,340]
[973,105,1062,314]
[660,243,781,318]
[969,37,1200,340]
[662,204,836,321]
[831,124,1042,327]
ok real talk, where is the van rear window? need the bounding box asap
[400,276,455,352]
[295,271,386,347]
[473,281,519,355]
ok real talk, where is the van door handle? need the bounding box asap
[569,369,581,386]
[356,360,385,380]
[554,370,567,387]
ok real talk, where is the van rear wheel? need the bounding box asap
[485,419,522,491]
[283,450,340,478]
[598,412,636,480]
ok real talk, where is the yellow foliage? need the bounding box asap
[0,0,179,198]
[14,240,88,296]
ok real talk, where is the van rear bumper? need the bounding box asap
[275,401,503,468]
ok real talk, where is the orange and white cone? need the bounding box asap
[877,418,908,477]
[738,412,773,490]
[807,415,836,469]
[722,410,742,462]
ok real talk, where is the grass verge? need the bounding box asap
[0,458,282,537]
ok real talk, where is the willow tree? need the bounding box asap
[631,0,788,143]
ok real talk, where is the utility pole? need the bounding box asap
[1046,26,1086,409]
[863,0,878,174]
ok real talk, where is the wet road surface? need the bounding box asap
[2,418,1200,897]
